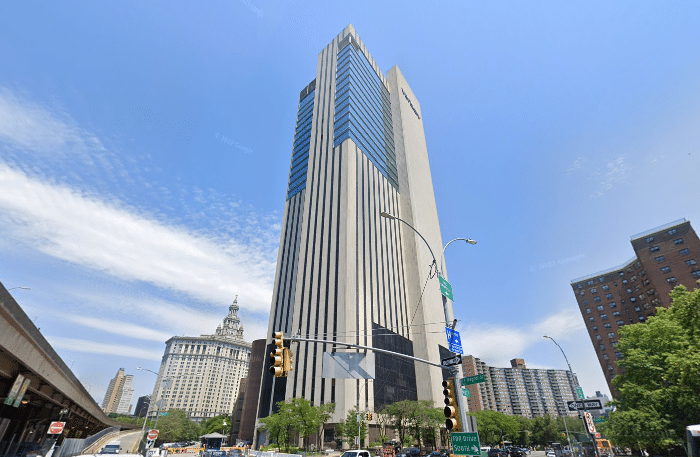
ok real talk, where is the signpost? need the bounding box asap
[442,355,462,367]
[445,328,463,354]
[451,432,481,455]
[48,422,65,435]
[147,429,159,441]
[584,412,596,434]
[439,275,454,301]
[461,374,485,386]
[567,400,603,411]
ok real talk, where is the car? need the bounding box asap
[488,449,508,457]
[341,450,372,457]
[100,442,121,454]
[406,448,421,457]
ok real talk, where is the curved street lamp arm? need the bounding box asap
[543,335,575,378]
[380,211,437,267]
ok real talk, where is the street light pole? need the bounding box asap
[380,211,477,434]
[137,367,159,449]
[543,336,600,457]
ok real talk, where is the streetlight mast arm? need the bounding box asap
[380,212,437,269]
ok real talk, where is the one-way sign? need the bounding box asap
[567,399,603,411]
[441,355,462,367]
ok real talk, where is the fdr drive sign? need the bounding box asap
[567,399,603,411]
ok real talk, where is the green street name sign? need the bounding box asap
[451,432,481,455]
[439,275,454,301]
[593,418,607,423]
[462,388,471,398]
[576,387,585,400]
[461,374,485,386]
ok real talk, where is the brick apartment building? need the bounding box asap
[570,219,700,394]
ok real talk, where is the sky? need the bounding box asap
[1,1,699,406]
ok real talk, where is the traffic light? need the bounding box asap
[442,378,462,432]
[282,347,294,376]
[365,412,372,421]
[269,332,284,377]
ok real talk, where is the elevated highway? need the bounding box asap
[0,283,133,457]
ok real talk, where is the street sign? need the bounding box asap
[451,432,481,455]
[48,422,65,435]
[439,275,454,301]
[147,429,159,441]
[576,387,585,400]
[442,354,462,367]
[445,327,463,354]
[158,412,169,416]
[461,374,485,386]
[584,412,596,434]
[462,387,471,398]
[567,400,603,411]
[593,418,607,423]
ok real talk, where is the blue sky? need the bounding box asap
[1,1,699,405]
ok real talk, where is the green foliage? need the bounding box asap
[469,410,520,446]
[260,399,335,452]
[608,285,700,451]
[200,414,232,436]
[380,400,442,448]
[337,408,369,447]
[110,414,140,425]
[156,410,201,442]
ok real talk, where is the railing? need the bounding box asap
[248,451,302,457]
[54,427,121,457]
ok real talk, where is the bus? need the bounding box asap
[687,425,700,457]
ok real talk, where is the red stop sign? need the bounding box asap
[147,430,159,440]
[48,422,65,434]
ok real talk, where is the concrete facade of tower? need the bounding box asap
[256,25,455,428]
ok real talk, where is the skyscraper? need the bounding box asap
[570,219,700,394]
[102,368,134,415]
[150,297,251,422]
[257,25,456,433]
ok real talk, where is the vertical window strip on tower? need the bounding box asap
[287,82,316,199]
[334,40,398,190]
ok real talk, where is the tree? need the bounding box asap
[337,408,368,448]
[156,410,201,443]
[608,285,700,452]
[469,411,519,447]
[383,400,417,445]
[260,399,336,452]
[316,402,336,450]
[200,414,232,435]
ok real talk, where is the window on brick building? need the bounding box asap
[660,266,671,273]
[655,256,665,262]
[674,238,684,245]
[680,248,690,255]
[650,246,660,253]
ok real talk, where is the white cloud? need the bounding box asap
[591,155,627,198]
[459,308,584,367]
[0,165,275,311]
[0,87,105,154]
[47,336,161,360]
[63,315,175,343]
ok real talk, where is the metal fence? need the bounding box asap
[54,427,121,457]
[248,451,302,457]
